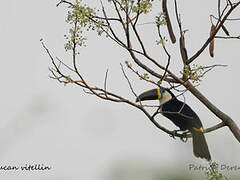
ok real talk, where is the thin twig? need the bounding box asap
[104,69,109,98]
[120,63,138,99]
[156,23,171,83]
[56,57,76,72]
[56,0,74,7]
[215,35,240,39]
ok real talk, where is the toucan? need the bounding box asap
[136,88,211,161]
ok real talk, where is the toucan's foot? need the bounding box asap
[169,130,181,139]
[180,131,189,143]
[170,130,189,142]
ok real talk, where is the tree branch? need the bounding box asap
[184,81,240,142]
[46,0,240,144]
[186,2,240,65]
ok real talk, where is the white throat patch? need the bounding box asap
[159,91,172,106]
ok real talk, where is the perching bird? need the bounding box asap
[136,88,211,161]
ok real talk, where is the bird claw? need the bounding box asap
[180,132,188,143]
[169,130,188,142]
[169,130,179,139]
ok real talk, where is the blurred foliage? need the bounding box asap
[206,162,228,180]
[103,159,240,180]
[152,174,197,180]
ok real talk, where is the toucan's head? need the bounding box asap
[136,88,174,104]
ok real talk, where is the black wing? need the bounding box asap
[161,99,203,130]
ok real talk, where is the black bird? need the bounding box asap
[136,88,211,161]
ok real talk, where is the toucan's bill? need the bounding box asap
[136,88,162,102]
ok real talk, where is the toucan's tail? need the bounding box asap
[191,129,211,161]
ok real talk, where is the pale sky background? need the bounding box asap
[0,0,240,180]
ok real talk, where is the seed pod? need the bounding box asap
[162,0,176,44]
[179,33,188,64]
[209,24,215,58]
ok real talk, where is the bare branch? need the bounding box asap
[127,64,159,86]
[120,63,138,99]
[156,24,171,83]
[55,57,76,72]
[104,69,109,98]
[56,0,73,7]
[215,35,240,39]
[184,81,240,142]
[186,2,240,64]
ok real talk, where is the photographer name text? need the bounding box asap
[189,164,240,171]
